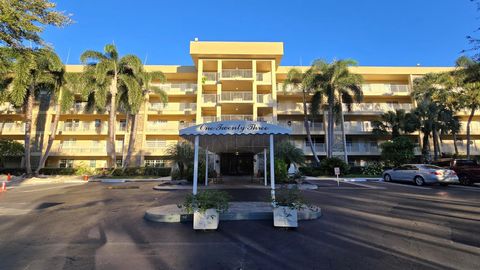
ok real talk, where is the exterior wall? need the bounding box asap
[0,41,470,169]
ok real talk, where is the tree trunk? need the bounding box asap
[327,100,334,158]
[421,131,431,163]
[432,128,439,161]
[453,133,459,157]
[24,85,35,175]
[35,96,61,175]
[466,107,475,160]
[108,77,118,169]
[339,97,348,163]
[302,88,320,166]
[123,113,138,168]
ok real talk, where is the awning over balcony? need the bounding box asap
[179,120,291,153]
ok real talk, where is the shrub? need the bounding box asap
[110,167,171,177]
[273,186,307,210]
[380,136,415,167]
[0,168,26,176]
[320,157,349,176]
[179,190,231,213]
[39,168,77,175]
[361,162,385,176]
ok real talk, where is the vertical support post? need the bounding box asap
[205,148,208,186]
[269,134,275,201]
[263,148,267,186]
[193,136,199,195]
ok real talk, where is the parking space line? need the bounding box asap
[377,181,431,190]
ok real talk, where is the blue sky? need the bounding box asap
[44,0,478,67]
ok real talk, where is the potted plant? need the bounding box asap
[179,190,230,230]
[272,186,306,228]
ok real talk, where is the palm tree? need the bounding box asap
[1,48,64,175]
[453,56,480,159]
[282,68,320,165]
[80,44,142,168]
[438,109,461,157]
[167,141,194,179]
[275,140,305,169]
[34,73,80,175]
[371,109,418,138]
[121,71,167,168]
[309,59,363,161]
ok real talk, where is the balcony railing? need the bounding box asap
[279,121,324,134]
[346,142,379,153]
[147,122,195,132]
[303,143,326,153]
[257,94,273,103]
[256,72,272,84]
[1,123,25,133]
[220,92,253,102]
[257,116,274,123]
[149,103,196,112]
[221,69,252,79]
[344,103,413,113]
[202,94,217,104]
[55,146,105,154]
[336,121,373,133]
[362,84,410,95]
[157,83,197,93]
[221,115,253,121]
[277,83,303,94]
[277,103,308,114]
[202,72,217,82]
[203,116,217,123]
[0,103,22,113]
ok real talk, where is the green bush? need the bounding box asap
[109,167,171,177]
[179,190,231,213]
[0,168,26,176]
[274,159,288,183]
[298,166,324,176]
[40,168,77,175]
[380,136,415,167]
[273,186,307,210]
[320,157,349,176]
[361,162,385,176]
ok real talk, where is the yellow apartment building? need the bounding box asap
[0,40,475,173]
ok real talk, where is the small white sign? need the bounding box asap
[334,167,340,176]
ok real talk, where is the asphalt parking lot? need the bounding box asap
[0,180,479,270]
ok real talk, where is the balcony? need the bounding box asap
[459,123,480,134]
[52,146,106,155]
[257,116,274,123]
[221,115,253,121]
[279,121,324,134]
[346,142,380,154]
[257,94,273,104]
[157,83,197,94]
[59,122,108,134]
[344,103,413,114]
[203,116,218,123]
[202,94,217,104]
[144,141,172,155]
[277,103,307,114]
[362,84,410,95]
[337,121,373,133]
[303,143,326,154]
[148,103,196,114]
[146,122,196,134]
[256,72,272,84]
[221,69,253,79]
[277,83,303,94]
[220,92,253,102]
[202,72,217,83]
[0,123,25,134]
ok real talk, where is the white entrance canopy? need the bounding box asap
[180,120,291,153]
[179,120,292,200]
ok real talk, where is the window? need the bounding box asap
[116,159,123,167]
[89,160,96,168]
[119,120,127,130]
[145,159,166,168]
[59,159,73,168]
[95,119,102,127]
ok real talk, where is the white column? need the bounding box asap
[205,148,208,186]
[269,134,275,201]
[193,136,199,195]
[263,148,267,186]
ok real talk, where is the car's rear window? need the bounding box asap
[422,165,442,169]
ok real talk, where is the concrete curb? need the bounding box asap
[144,202,322,223]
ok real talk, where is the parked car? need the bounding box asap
[431,159,480,185]
[382,164,459,186]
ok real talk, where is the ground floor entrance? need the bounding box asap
[220,153,254,175]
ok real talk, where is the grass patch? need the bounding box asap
[99,175,164,179]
